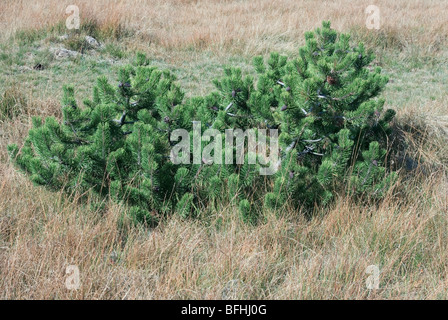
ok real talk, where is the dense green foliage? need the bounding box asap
[8,22,397,224]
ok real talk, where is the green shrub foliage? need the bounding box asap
[8,22,397,224]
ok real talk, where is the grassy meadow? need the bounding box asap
[0,0,447,299]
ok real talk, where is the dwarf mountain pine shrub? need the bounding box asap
[9,22,397,224]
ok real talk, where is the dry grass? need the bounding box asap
[0,148,447,299]
[1,0,447,55]
[1,0,448,300]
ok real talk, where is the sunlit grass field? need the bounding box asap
[0,0,447,299]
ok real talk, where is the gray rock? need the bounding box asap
[53,48,79,59]
[85,35,102,49]
[59,34,69,41]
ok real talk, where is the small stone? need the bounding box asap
[85,35,102,49]
[54,48,79,59]
[18,66,33,72]
[281,105,287,111]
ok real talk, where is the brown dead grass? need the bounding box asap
[1,0,448,300]
[1,0,447,55]
[0,149,447,299]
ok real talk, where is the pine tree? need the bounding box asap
[259,21,397,208]
[8,59,184,224]
[9,22,397,224]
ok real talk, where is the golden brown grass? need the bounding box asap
[1,0,448,300]
[1,0,447,55]
[1,147,447,299]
